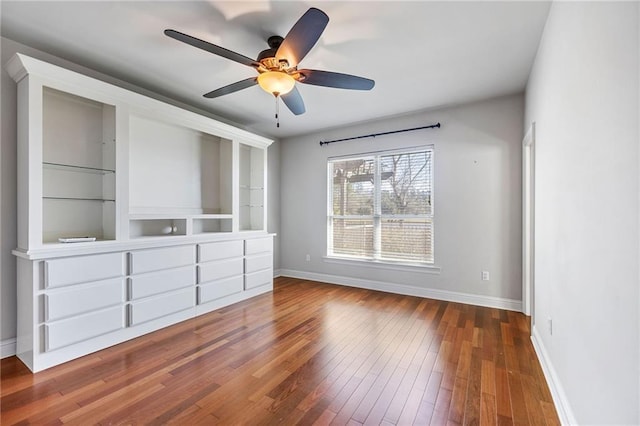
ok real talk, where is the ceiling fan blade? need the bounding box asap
[203,77,258,99]
[281,87,306,115]
[298,69,375,90]
[165,29,259,68]
[276,8,329,67]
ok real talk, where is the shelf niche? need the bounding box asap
[129,219,187,238]
[193,217,232,234]
[42,87,116,243]
[239,143,265,231]
[128,115,232,216]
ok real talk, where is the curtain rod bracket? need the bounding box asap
[319,122,440,146]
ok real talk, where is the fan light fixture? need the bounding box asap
[257,71,295,96]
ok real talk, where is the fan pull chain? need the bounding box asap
[275,95,280,128]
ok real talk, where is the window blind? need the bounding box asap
[328,148,434,264]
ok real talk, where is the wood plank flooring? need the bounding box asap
[1,277,559,425]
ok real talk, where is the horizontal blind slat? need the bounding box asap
[329,148,434,263]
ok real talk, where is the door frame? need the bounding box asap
[522,122,535,320]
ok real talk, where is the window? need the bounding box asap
[327,147,434,264]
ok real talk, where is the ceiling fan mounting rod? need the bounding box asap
[267,35,284,49]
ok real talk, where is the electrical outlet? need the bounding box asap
[548,317,553,335]
[481,270,490,281]
[305,254,311,262]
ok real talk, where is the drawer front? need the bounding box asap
[197,258,243,283]
[244,237,272,255]
[45,252,123,288]
[45,306,123,351]
[198,240,243,263]
[245,253,273,274]
[245,268,273,290]
[45,277,123,321]
[128,288,194,326]
[129,245,194,275]
[128,265,195,300]
[198,275,244,305]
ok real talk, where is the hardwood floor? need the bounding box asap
[1,277,559,425]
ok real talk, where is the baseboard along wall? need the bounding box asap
[1,338,16,359]
[278,269,523,312]
[531,326,577,425]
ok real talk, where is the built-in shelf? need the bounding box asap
[128,115,233,219]
[239,144,265,231]
[128,214,236,238]
[43,161,115,174]
[191,214,233,219]
[44,196,115,202]
[39,87,116,243]
[193,217,232,234]
[129,218,187,238]
[128,214,186,221]
[128,213,233,220]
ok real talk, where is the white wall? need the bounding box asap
[0,37,281,346]
[279,94,524,308]
[525,2,639,424]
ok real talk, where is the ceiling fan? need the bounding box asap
[164,7,375,119]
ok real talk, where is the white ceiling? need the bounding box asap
[1,1,550,138]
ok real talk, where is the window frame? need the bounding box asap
[326,145,435,267]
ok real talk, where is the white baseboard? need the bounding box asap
[273,268,282,278]
[531,326,576,425]
[1,338,16,359]
[278,269,522,312]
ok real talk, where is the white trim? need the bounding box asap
[1,338,17,359]
[327,147,435,266]
[327,145,434,161]
[279,269,521,311]
[322,256,440,274]
[522,122,535,318]
[6,54,272,148]
[531,326,577,425]
[273,268,282,278]
[12,232,275,261]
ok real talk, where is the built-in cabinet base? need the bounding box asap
[15,235,273,372]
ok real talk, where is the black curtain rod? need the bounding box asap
[319,122,441,146]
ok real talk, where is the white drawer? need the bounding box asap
[45,252,123,288]
[128,265,195,300]
[198,240,243,263]
[45,306,123,351]
[245,268,273,290]
[244,237,272,255]
[245,253,273,274]
[45,277,123,321]
[128,287,194,326]
[197,257,243,283]
[129,245,194,275]
[198,275,244,305]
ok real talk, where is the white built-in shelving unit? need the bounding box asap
[8,53,274,372]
